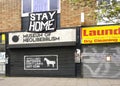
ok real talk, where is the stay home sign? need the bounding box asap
[28,11,57,32]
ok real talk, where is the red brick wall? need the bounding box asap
[0,0,21,32]
[61,0,97,27]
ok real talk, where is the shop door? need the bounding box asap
[0,52,5,75]
[81,44,120,78]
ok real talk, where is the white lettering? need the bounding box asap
[29,21,35,31]
[41,13,48,20]
[48,19,54,30]
[30,14,35,21]
[34,21,42,32]
[36,13,42,20]
[49,11,56,19]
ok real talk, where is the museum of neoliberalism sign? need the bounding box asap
[24,55,58,70]
[28,11,57,32]
[8,29,76,45]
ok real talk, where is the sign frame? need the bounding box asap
[24,55,58,70]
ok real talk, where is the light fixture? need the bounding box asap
[81,12,84,23]
[106,56,111,62]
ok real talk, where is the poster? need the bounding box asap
[28,11,57,32]
[24,55,58,70]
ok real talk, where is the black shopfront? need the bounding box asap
[6,29,77,77]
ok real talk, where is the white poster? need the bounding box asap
[24,55,58,70]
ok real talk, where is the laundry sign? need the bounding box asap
[24,55,58,70]
[28,11,57,32]
[81,25,120,44]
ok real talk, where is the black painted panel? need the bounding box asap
[8,46,75,77]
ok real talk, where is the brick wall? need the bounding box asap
[0,0,21,32]
[0,0,97,32]
[61,0,97,27]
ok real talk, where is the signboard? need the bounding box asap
[81,25,120,44]
[9,29,76,45]
[0,34,5,44]
[28,11,57,32]
[2,34,5,44]
[24,55,58,70]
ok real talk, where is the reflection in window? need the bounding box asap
[23,0,31,13]
[33,0,48,12]
[22,0,60,17]
[50,0,58,10]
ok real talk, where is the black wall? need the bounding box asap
[7,46,75,77]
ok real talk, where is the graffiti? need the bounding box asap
[81,44,120,78]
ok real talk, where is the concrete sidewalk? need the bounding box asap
[0,77,120,86]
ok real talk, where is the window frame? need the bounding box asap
[21,0,60,17]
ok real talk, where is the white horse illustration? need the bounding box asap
[44,58,56,67]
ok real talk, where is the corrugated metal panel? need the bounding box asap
[81,44,120,78]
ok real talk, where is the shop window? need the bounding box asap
[22,0,60,17]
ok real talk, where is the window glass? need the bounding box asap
[23,0,31,13]
[33,0,48,12]
[22,0,60,17]
[50,0,58,10]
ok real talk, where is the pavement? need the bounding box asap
[0,77,120,86]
